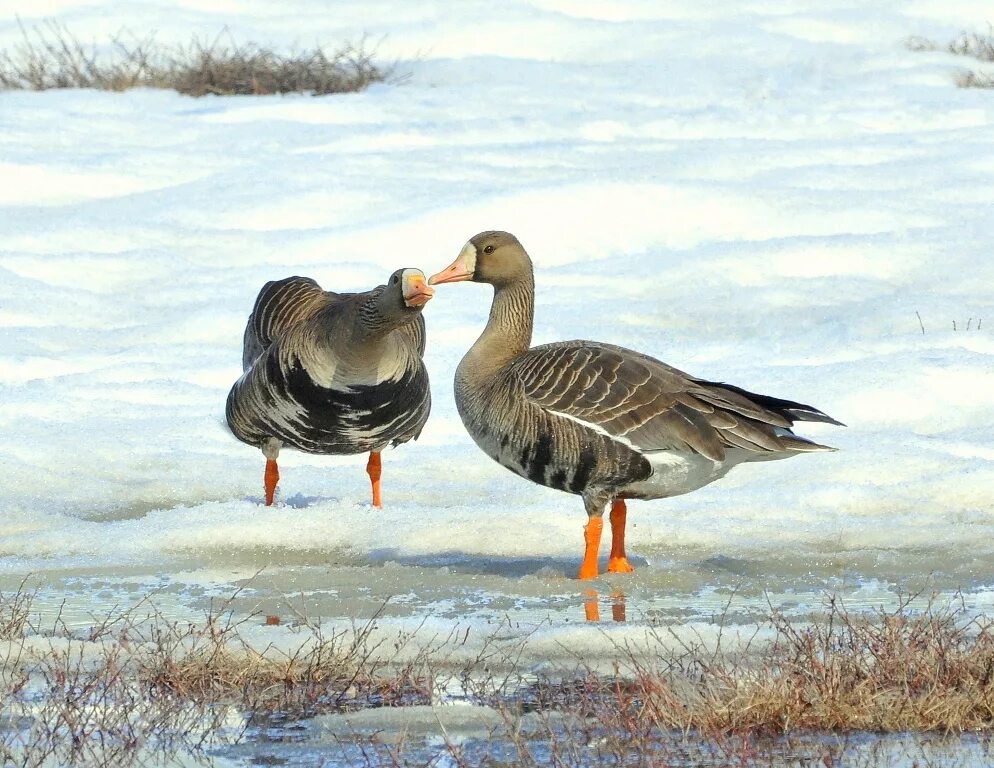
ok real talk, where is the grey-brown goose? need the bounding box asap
[226,268,434,507]
[428,231,842,580]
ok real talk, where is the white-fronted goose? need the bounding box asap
[226,268,434,507]
[428,232,842,580]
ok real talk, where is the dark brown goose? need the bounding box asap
[226,268,433,507]
[428,232,842,580]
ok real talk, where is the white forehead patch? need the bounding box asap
[400,268,425,294]
[401,269,434,307]
[459,241,477,273]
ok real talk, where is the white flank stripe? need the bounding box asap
[546,408,639,451]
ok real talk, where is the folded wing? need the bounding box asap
[511,341,841,462]
[241,276,335,369]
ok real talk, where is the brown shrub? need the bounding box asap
[908,28,994,89]
[0,20,389,95]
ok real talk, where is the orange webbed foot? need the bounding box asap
[578,562,600,581]
[607,556,635,574]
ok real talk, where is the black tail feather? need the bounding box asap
[702,381,845,427]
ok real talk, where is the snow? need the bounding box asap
[0,0,993,654]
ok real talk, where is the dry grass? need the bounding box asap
[428,592,994,767]
[1,582,992,766]
[0,584,442,766]
[955,70,994,88]
[139,601,441,714]
[0,20,389,95]
[908,27,994,88]
[0,577,34,641]
[913,312,985,334]
[945,29,994,62]
[644,592,994,734]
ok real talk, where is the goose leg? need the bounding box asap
[264,460,279,506]
[578,493,607,580]
[262,438,281,507]
[607,498,635,573]
[578,516,603,580]
[366,451,382,508]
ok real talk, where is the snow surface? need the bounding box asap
[1,0,993,645]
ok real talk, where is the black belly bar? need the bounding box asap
[228,354,429,454]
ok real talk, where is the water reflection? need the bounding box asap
[612,590,626,623]
[583,588,627,622]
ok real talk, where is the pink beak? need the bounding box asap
[428,246,475,285]
[403,274,435,307]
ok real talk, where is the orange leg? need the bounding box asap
[264,458,279,506]
[607,499,635,573]
[366,451,382,508]
[578,516,603,580]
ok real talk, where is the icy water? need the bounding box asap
[216,729,994,768]
[5,537,993,764]
[7,542,994,643]
[5,542,994,680]
[7,550,994,626]
[4,556,994,767]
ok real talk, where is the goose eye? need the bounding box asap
[483,245,494,254]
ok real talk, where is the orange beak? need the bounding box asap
[403,274,435,308]
[428,244,476,285]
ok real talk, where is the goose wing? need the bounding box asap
[511,341,840,462]
[241,276,336,369]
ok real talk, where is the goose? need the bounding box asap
[428,231,842,580]
[226,268,434,507]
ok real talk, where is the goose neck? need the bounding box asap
[467,276,534,371]
[356,293,410,340]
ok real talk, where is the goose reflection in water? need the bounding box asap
[583,588,627,623]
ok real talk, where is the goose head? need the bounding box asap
[383,267,434,311]
[428,231,532,289]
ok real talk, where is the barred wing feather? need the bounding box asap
[512,341,839,462]
[241,277,336,369]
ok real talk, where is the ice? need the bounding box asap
[312,705,505,738]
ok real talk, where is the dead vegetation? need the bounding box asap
[914,311,985,334]
[908,27,994,88]
[448,591,994,766]
[954,70,994,88]
[0,584,441,766]
[646,592,994,734]
[0,20,389,95]
[0,582,992,766]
